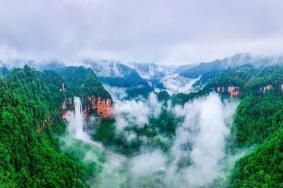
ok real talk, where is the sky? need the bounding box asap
[0,0,283,65]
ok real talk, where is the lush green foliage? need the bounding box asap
[174,65,283,187]
[220,66,283,187]
[54,66,111,99]
[245,65,283,91]
[180,60,223,78]
[92,63,153,99]
[231,129,283,188]
[174,64,283,104]
[232,91,283,146]
[0,67,9,78]
[1,63,283,187]
[206,64,255,90]
[92,106,178,156]
[0,66,92,187]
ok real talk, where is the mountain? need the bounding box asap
[0,66,91,187]
[1,57,283,187]
[127,62,170,90]
[172,64,283,187]
[176,53,283,88]
[84,60,153,99]
[53,66,111,99]
[0,59,65,71]
[0,67,9,78]
[173,64,196,74]
[128,63,167,80]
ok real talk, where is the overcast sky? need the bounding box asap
[0,0,283,64]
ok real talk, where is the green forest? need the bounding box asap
[0,64,282,187]
[0,66,111,187]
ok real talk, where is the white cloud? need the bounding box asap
[163,93,238,187]
[0,0,283,64]
[161,74,199,95]
[129,150,167,177]
[112,93,162,131]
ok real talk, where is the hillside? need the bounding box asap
[0,60,283,187]
[173,64,283,187]
[0,66,88,187]
[84,60,153,99]
[178,54,283,88]
[0,65,115,187]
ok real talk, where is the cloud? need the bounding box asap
[0,0,283,64]
[111,93,162,131]
[61,93,240,187]
[113,93,239,188]
[161,74,199,95]
[129,150,167,177]
[111,93,239,187]
[103,85,128,100]
[172,94,239,187]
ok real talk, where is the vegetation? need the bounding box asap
[54,66,111,99]
[173,64,283,187]
[231,91,283,146]
[0,65,112,187]
[231,129,283,188]
[1,63,283,187]
[92,105,179,156]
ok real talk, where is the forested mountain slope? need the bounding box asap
[173,65,283,187]
[84,60,153,99]
[0,65,112,187]
[0,63,282,187]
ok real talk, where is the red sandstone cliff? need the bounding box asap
[62,96,112,120]
[88,96,112,118]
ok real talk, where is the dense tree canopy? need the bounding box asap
[0,66,106,187]
[173,65,283,187]
[1,64,283,187]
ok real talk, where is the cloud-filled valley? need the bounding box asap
[1,1,282,187]
[61,88,239,187]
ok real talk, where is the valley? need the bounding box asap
[0,55,282,187]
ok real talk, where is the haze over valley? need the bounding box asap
[0,0,282,187]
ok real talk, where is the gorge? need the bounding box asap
[62,93,239,188]
[0,61,282,187]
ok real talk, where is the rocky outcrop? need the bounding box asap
[87,96,112,118]
[62,97,73,120]
[215,86,240,97]
[216,87,225,93]
[260,84,273,93]
[60,82,66,92]
[228,86,240,97]
[62,96,112,120]
[37,111,52,133]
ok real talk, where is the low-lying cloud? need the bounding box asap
[110,92,239,187]
[161,74,199,95]
[61,92,239,188]
[112,93,162,131]
[172,94,238,187]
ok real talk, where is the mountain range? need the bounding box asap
[2,53,283,97]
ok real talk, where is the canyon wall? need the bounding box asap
[62,96,112,121]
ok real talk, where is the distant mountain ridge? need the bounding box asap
[2,53,283,97]
[83,60,153,99]
[177,53,283,78]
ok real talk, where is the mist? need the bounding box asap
[122,93,239,187]
[161,74,199,95]
[65,97,92,142]
[112,93,162,131]
[59,92,239,188]
[171,93,238,187]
